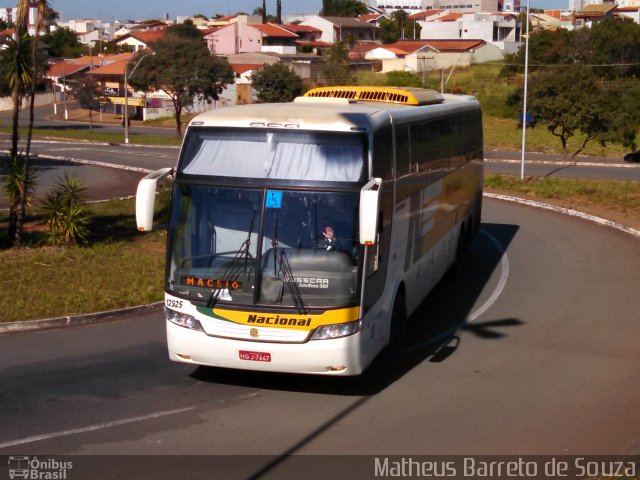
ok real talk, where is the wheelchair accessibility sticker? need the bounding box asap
[266,190,283,209]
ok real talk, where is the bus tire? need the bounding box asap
[388,291,407,354]
[452,224,466,274]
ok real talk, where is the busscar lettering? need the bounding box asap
[294,277,329,289]
[182,277,241,290]
[247,314,311,327]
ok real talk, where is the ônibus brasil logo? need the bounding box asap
[8,456,73,480]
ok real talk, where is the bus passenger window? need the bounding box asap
[373,125,393,180]
[396,126,410,177]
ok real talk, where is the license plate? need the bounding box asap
[239,350,272,362]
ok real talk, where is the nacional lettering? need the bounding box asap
[247,314,311,327]
[183,277,241,289]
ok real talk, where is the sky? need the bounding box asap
[54,0,567,22]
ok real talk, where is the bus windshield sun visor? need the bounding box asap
[180,129,365,182]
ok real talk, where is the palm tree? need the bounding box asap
[26,0,51,160]
[12,0,50,247]
[9,0,30,246]
[10,0,29,162]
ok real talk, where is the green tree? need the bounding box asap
[587,18,640,79]
[378,17,400,44]
[501,28,576,77]
[128,35,234,137]
[41,173,89,247]
[378,10,419,43]
[251,63,304,103]
[508,66,639,159]
[166,22,203,40]
[75,77,107,133]
[40,27,83,57]
[322,41,353,86]
[321,0,368,16]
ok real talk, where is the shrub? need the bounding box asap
[40,173,89,246]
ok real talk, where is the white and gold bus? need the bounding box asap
[136,86,483,376]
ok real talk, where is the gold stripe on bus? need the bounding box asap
[205,306,361,331]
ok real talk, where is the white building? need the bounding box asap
[299,16,377,43]
[375,0,500,14]
[0,7,14,25]
[419,12,521,53]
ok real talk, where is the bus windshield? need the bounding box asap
[178,128,366,182]
[168,185,361,309]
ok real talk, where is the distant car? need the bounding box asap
[624,151,640,163]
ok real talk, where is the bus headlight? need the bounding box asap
[311,321,359,340]
[165,307,204,332]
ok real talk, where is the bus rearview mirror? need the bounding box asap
[136,168,174,232]
[359,178,382,245]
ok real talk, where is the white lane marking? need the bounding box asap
[402,228,509,353]
[467,229,510,322]
[0,406,195,449]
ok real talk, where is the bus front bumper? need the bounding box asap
[166,321,366,376]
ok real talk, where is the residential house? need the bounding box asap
[356,13,389,27]
[280,24,330,53]
[204,22,261,55]
[84,53,155,119]
[299,16,378,43]
[615,6,640,23]
[76,29,102,46]
[251,23,299,54]
[357,38,502,73]
[116,28,167,52]
[418,11,521,53]
[573,3,618,27]
[205,17,306,56]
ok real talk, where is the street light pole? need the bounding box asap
[124,61,129,144]
[520,0,531,180]
[123,52,154,145]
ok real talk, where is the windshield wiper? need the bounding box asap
[270,211,307,315]
[206,211,256,309]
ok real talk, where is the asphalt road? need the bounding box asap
[1,198,638,477]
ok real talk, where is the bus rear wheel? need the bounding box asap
[388,291,407,354]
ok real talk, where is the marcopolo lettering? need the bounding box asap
[247,314,312,327]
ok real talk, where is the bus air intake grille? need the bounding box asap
[303,86,444,106]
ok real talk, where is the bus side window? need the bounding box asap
[372,125,393,180]
[396,125,410,177]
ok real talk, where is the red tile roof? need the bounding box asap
[86,59,129,77]
[408,10,445,20]
[231,64,264,75]
[46,60,89,78]
[251,23,299,38]
[296,40,332,48]
[281,24,322,33]
[435,13,464,22]
[388,39,484,53]
[357,13,385,22]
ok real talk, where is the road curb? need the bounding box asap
[484,192,640,239]
[0,302,164,335]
